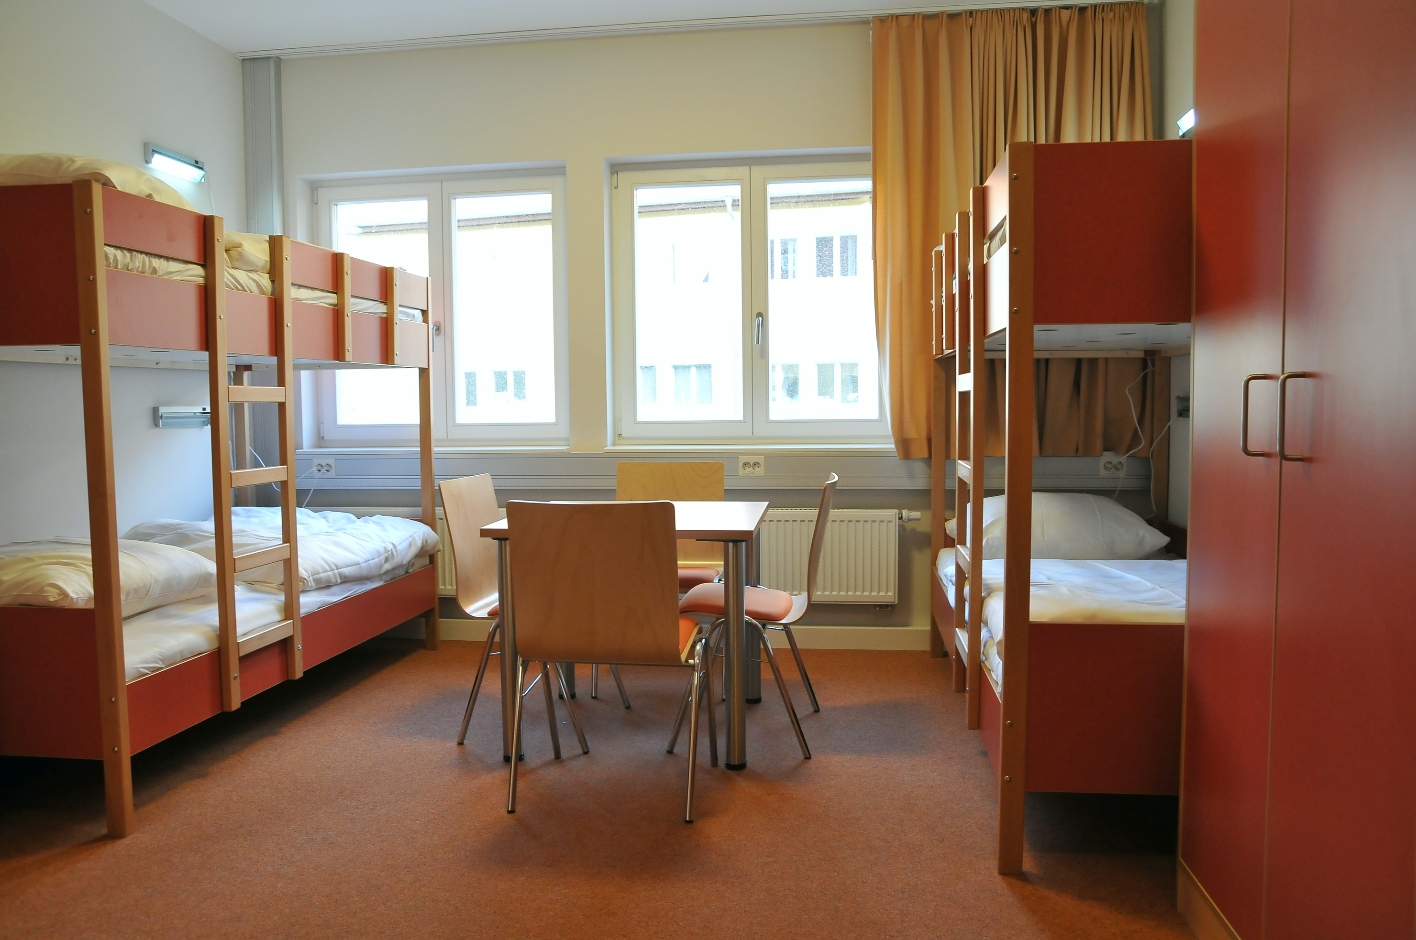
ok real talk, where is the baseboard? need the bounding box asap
[1177,859,1242,940]
[385,619,930,650]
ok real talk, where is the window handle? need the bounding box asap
[431,320,442,353]
[1241,373,1276,457]
[754,312,764,346]
[1277,371,1311,462]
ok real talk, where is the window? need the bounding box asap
[313,173,568,445]
[612,162,883,443]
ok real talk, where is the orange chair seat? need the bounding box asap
[679,615,702,653]
[678,567,720,590]
[679,583,795,622]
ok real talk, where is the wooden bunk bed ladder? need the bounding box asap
[205,223,304,712]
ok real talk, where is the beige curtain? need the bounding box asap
[872,3,1154,459]
[871,14,973,460]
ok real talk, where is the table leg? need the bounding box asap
[724,539,748,770]
[496,540,517,762]
[745,533,762,704]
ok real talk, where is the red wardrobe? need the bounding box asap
[1181,0,1416,937]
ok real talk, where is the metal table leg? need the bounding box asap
[745,532,762,704]
[496,539,517,762]
[724,539,748,770]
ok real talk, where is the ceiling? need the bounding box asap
[141,0,1049,58]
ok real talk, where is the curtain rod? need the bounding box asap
[240,1,1149,60]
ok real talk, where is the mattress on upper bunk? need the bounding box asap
[103,244,420,321]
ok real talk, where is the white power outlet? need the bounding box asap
[738,456,765,477]
[313,461,337,477]
[1099,455,1127,478]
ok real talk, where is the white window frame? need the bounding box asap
[611,160,889,445]
[310,171,569,447]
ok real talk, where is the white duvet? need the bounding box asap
[937,547,1186,683]
[125,508,438,591]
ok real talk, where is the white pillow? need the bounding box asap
[0,538,215,617]
[944,493,1169,560]
[0,154,195,211]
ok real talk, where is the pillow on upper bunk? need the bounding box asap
[944,492,1169,560]
[0,538,216,617]
[223,231,270,274]
[0,154,196,211]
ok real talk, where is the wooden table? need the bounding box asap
[481,500,768,770]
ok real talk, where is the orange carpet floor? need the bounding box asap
[0,640,1192,939]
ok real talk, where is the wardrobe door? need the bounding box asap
[1180,1,1289,937]
[1264,1,1416,936]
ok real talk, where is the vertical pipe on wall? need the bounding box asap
[242,56,285,236]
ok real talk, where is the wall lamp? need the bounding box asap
[145,144,205,183]
[154,406,212,429]
[1177,109,1196,139]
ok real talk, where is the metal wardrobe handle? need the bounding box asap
[1241,373,1276,457]
[1277,371,1311,462]
[754,312,764,346]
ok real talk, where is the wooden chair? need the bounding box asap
[678,473,838,744]
[504,500,714,822]
[616,461,726,591]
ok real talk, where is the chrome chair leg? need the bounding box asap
[780,623,820,713]
[553,663,590,754]
[591,663,599,698]
[457,619,500,745]
[610,665,632,709]
[540,663,562,760]
[508,658,528,813]
[685,640,705,823]
[666,671,693,754]
[753,620,811,760]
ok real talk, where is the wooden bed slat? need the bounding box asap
[238,620,295,657]
[233,543,290,572]
[289,239,336,293]
[0,185,81,345]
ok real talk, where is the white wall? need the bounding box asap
[280,24,873,451]
[0,0,246,221]
[0,363,216,543]
[1162,0,1196,139]
[0,0,246,541]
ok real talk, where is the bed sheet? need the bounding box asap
[122,566,420,682]
[937,547,1186,663]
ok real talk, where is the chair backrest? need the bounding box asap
[805,473,840,603]
[506,500,683,667]
[438,474,501,616]
[616,461,725,567]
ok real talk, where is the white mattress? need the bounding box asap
[122,566,417,682]
[103,245,420,320]
[938,547,1186,691]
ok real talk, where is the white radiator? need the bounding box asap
[348,507,899,604]
[758,509,898,605]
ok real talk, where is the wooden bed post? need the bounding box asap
[271,236,304,680]
[336,253,352,362]
[205,215,242,712]
[73,180,134,837]
[997,144,1036,877]
[232,366,253,508]
[419,296,439,651]
[964,196,986,732]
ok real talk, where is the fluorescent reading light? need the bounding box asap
[154,406,211,429]
[1177,109,1197,139]
[145,144,205,183]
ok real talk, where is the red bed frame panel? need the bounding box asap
[0,183,430,364]
[981,141,1193,330]
[1,567,438,761]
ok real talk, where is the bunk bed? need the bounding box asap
[0,173,440,839]
[928,140,1193,875]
